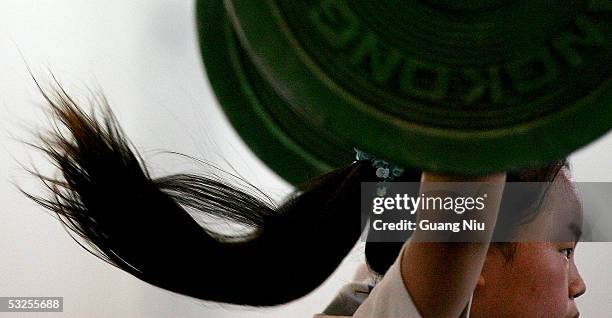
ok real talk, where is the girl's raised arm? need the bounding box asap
[400,172,506,318]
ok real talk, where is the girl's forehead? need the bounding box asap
[543,168,583,242]
[555,167,581,205]
[513,166,583,243]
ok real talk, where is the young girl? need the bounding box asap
[24,82,585,317]
[317,166,585,317]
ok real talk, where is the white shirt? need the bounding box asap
[315,241,473,318]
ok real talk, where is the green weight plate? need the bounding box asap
[197,0,612,185]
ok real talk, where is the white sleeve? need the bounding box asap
[352,242,423,318]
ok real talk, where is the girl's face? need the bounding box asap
[472,169,586,318]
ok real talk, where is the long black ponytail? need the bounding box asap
[22,79,383,306]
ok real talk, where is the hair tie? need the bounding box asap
[354,147,405,196]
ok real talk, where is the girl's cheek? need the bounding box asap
[539,249,572,313]
[517,246,571,315]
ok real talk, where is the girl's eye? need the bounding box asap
[561,247,574,259]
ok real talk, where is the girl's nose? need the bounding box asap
[569,266,587,299]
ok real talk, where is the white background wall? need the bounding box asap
[0,1,610,317]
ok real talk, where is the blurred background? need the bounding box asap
[0,1,610,317]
